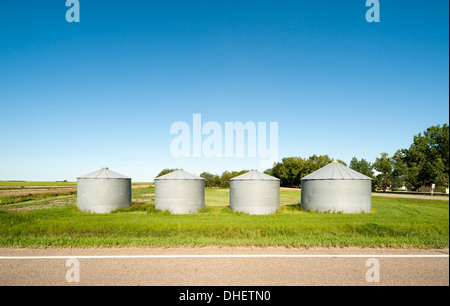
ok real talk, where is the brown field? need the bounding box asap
[0,185,77,206]
[0,186,76,198]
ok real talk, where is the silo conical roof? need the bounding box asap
[78,168,130,179]
[230,170,280,181]
[155,169,204,180]
[301,162,372,181]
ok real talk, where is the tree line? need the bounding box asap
[156,124,448,192]
[156,168,248,188]
[370,124,449,192]
[266,124,448,192]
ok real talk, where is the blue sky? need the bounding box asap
[0,0,448,181]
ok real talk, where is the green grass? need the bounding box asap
[205,188,229,206]
[205,188,301,206]
[131,185,155,201]
[0,189,448,249]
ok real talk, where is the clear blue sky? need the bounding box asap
[1,0,448,181]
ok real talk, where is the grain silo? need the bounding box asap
[300,161,372,213]
[77,167,132,213]
[229,170,280,215]
[154,169,205,214]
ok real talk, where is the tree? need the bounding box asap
[373,153,393,191]
[304,155,332,175]
[349,157,373,178]
[349,157,359,172]
[156,169,177,178]
[402,124,449,189]
[391,150,407,188]
[269,155,332,187]
[335,159,347,166]
[200,172,221,188]
[349,157,374,189]
[271,157,304,187]
[219,170,248,188]
[263,168,274,176]
[359,159,373,178]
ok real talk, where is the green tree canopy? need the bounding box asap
[373,153,393,191]
[219,170,248,188]
[270,155,332,187]
[156,169,177,178]
[200,172,221,188]
[349,157,373,178]
[335,159,347,167]
[392,150,407,187]
[402,124,449,188]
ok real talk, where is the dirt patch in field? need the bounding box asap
[132,199,153,203]
[0,187,77,198]
[280,187,301,191]
[1,195,77,212]
[132,184,154,189]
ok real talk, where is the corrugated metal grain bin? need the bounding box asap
[77,167,132,213]
[230,170,280,215]
[300,161,372,214]
[154,169,205,214]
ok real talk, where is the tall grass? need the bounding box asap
[0,191,77,205]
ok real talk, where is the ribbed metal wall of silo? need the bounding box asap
[300,162,372,214]
[154,169,205,214]
[229,170,280,215]
[77,168,132,213]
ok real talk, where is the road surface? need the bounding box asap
[371,193,449,201]
[0,247,448,286]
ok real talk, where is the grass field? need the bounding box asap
[0,183,448,249]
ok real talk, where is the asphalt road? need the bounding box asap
[0,247,448,286]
